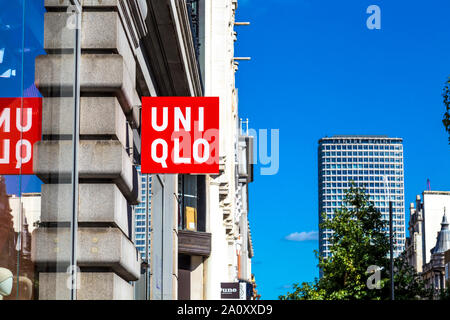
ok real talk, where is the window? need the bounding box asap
[178,175,206,232]
[0,1,85,300]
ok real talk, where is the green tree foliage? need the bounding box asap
[443,77,450,143]
[279,185,429,300]
[388,251,432,300]
[438,286,450,300]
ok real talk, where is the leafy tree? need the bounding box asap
[279,185,429,300]
[387,251,432,300]
[443,77,450,143]
[317,185,389,300]
[438,283,450,300]
[279,281,325,300]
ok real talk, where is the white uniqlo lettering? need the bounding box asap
[174,107,191,132]
[16,139,32,168]
[193,139,209,163]
[0,140,10,164]
[174,138,190,164]
[0,108,10,132]
[152,107,168,131]
[151,138,168,168]
[16,108,32,132]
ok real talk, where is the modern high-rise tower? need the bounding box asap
[318,136,406,259]
[135,166,151,261]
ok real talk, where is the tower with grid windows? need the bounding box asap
[318,136,406,259]
[135,166,151,261]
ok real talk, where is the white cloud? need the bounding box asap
[284,231,318,242]
[278,284,292,290]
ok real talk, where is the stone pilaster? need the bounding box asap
[33,1,143,300]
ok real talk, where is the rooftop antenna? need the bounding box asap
[427,179,431,191]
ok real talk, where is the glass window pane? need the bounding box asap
[0,0,80,300]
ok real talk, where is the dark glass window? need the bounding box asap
[178,175,206,232]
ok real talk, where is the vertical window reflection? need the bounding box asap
[0,0,79,300]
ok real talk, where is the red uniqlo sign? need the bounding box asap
[141,97,219,174]
[0,98,42,175]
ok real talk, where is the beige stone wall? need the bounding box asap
[33,2,142,300]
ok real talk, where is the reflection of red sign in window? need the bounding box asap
[0,98,42,175]
[141,97,219,174]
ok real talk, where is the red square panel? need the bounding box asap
[141,97,219,174]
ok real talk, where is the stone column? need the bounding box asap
[32,1,142,300]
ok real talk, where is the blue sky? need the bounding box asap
[235,0,450,299]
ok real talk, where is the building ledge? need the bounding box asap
[178,230,211,257]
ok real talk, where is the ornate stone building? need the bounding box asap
[445,249,450,287]
[422,211,450,293]
[405,196,424,272]
[405,191,450,275]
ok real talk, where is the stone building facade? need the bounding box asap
[422,212,449,293]
[405,191,450,275]
[33,0,148,300]
[445,249,450,287]
[171,0,256,300]
[1,0,255,300]
[405,196,424,273]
